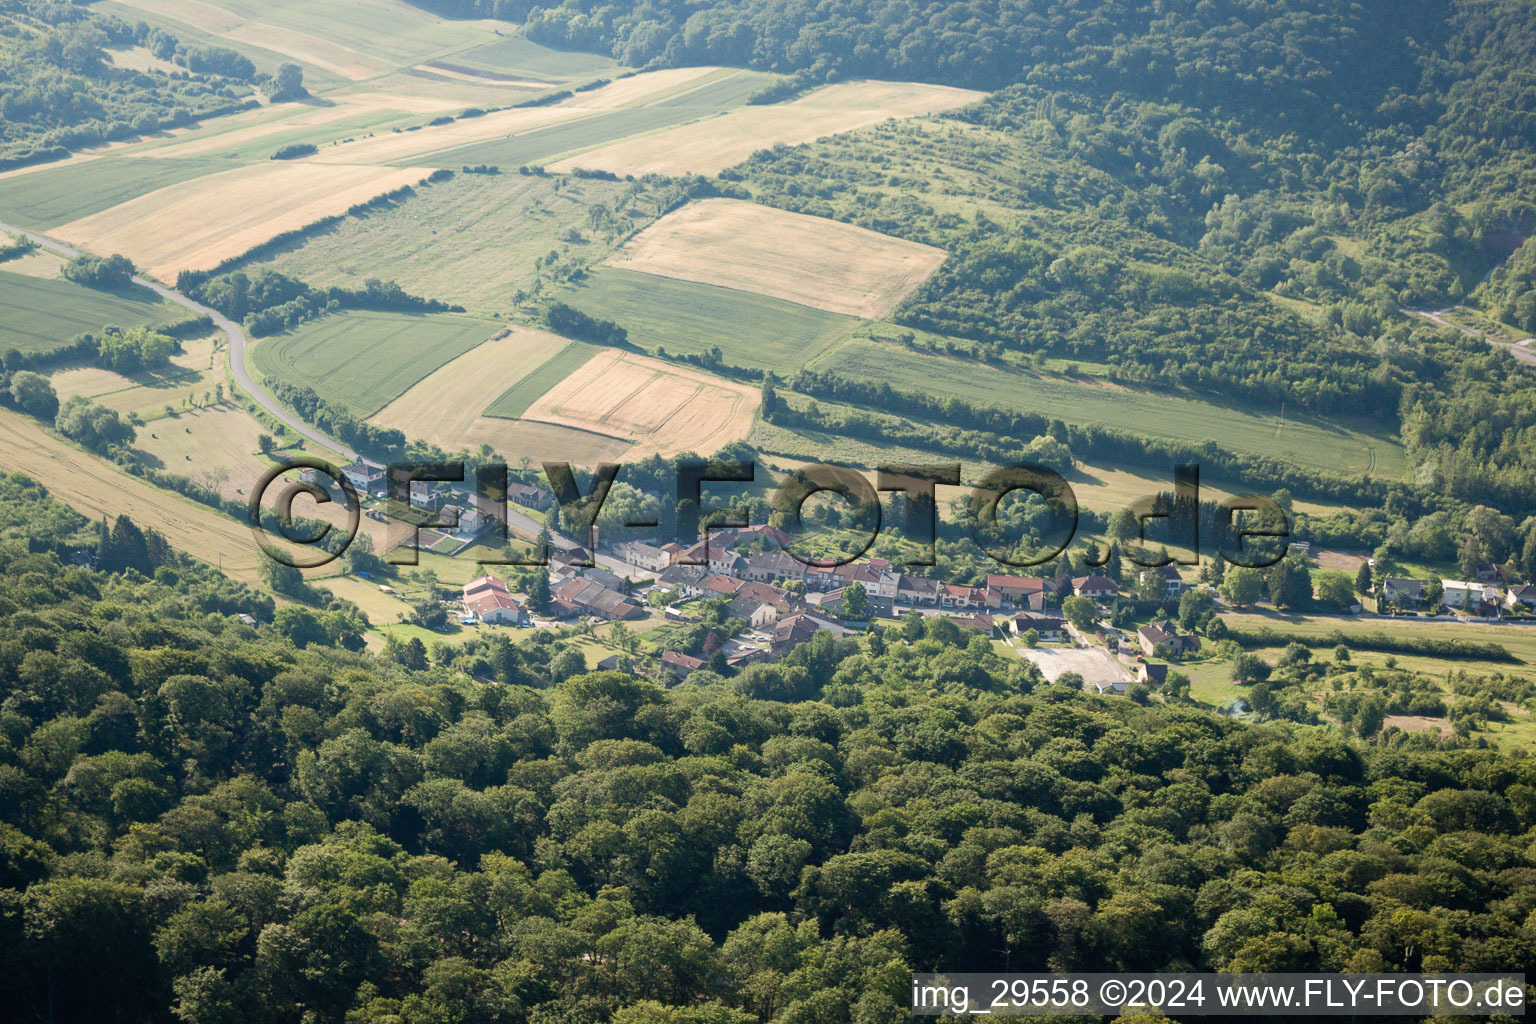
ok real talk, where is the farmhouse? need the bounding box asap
[656,564,710,598]
[342,457,386,495]
[1137,620,1201,658]
[986,574,1047,609]
[554,578,644,620]
[1072,575,1121,602]
[508,482,554,511]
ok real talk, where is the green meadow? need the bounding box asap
[484,341,595,418]
[557,268,857,375]
[252,309,496,416]
[0,270,179,355]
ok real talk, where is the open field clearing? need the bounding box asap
[0,157,229,231]
[451,35,619,80]
[427,69,774,168]
[105,45,184,75]
[461,417,631,464]
[812,339,1407,478]
[303,105,583,164]
[557,268,858,374]
[0,407,267,581]
[608,198,946,318]
[253,309,498,416]
[107,0,512,83]
[124,101,412,161]
[307,68,761,167]
[132,402,394,552]
[521,348,758,459]
[412,63,549,88]
[50,334,218,420]
[0,251,67,279]
[318,574,415,624]
[483,341,595,419]
[265,173,633,313]
[547,79,986,176]
[52,162,433,282]
[1223,611,1536,681]
[369,327,576,443]
[0,271,178,355]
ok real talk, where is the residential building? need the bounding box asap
[985,574,1047,609]
[1137,620,1201,657]
[342,457,386,496]
[1381,578,1429,608]
[1072,575,1121,602]
[462,574,528,625]
[554,578,644,620]
[1506,584,1536,612]
[1009,611,1065,641]
[614,541,672,572]
[770,614,822,656]
[656,564,709,599]
[1442,580,1500,614]
[660,651,706,679]
[1139,564,1187,598]
[507,482,553,511]
[898,575,941,606]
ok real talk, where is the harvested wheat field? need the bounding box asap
[0,406,270,580]
[607,198,947,318]
[51,162,433,282]
[223,21,392,80]
[461,417,633,465]
[561,66,724,109]
[368,327,573,445]
[0,251,66,279]
[522,348,758,459]
[134,403,392,551]
[112,0,242,35]
[548,79,986,176]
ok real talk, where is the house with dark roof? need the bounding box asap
[554,578,644,620]
[1137,620,1201,657]
[1072,575,1121,602]
[1381,577,1429,608]
[660,651,707,679]
[1009,611,1065,641]
[1139,564,1187,598]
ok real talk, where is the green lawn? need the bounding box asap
[557,268,858,375]
[0,271,178,355]
[812,339,1408,479]
[1222,611,1536,680]
[0,157,231,230]
[252,309,496,416]
[484,340,595,418]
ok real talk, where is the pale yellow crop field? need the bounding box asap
[460,417,633,465]
[112,0,242,34]
[607,198,947,318]
[0,406,269,581]
[50,335,217,420]
[303,68,723,166]
[129,100,392,160]
[548,79,986,176]
[51,161,433,282]
[223,21,392,80]
[304,104,585,165]
[368,327,571,446]
[561,66,723,109]
[523,348,758,459]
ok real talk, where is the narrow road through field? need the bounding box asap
[0,221,357,461]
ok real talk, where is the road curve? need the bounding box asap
[0,221,357,461]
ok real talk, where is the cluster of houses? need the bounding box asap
[1379,564,1536,618]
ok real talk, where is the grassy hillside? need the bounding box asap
[811,338,1407,479]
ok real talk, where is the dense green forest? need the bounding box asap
[1,472,1534,1023]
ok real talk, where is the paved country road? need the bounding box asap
[0,221,357,461]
